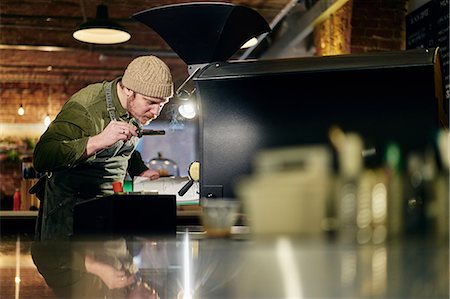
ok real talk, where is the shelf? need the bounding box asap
[0,210,38,219]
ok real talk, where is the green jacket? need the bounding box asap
[33,78,148,240]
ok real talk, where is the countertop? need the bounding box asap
[0,231,448,299]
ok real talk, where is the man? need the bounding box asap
[31,238,160,298]
[33,55,174,240]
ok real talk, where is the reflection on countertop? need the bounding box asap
[0,231,448,299]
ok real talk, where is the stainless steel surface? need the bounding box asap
[1,233,447,299]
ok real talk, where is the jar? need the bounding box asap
[147,152,180,177]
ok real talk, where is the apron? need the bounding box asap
[37,82,140,240]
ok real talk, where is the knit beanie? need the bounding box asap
[122,56,174,99]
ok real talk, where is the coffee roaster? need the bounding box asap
[135,3,447,199]
[195,48,447,198]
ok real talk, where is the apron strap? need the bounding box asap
[105,81,117,121]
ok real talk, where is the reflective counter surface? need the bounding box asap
[0,229,448,299]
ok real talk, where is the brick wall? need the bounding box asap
[314,0,354,56]
[314,0,408,55]
[0,82,84,124]
[0,49,127,124]
[351,0,408,53]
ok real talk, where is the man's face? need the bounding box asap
[127,93,168,125]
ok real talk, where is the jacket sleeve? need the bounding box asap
[127,150,149,178]
[33,102,94,173]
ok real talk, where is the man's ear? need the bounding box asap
[122,84,133,97]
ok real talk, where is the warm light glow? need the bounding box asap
[241,37,258,49]
[73,28,131,44]
[178,103,196,119]
[356,175,373,229]
[371,247,387,295]
[73,4,131,45]
[44,114,51,127]
[182,231,192,299]
[340,252,357,286]
[17,105,24,116]
[15,235,20,299]
[276,237,303,298]
[372,183,387,223]
[0,123,50,137]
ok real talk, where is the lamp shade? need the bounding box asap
[73,4,131,44]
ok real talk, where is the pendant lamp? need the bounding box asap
[73,4,131,44]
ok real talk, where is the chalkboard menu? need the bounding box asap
[406,1,434,49]
[407,0,449,105]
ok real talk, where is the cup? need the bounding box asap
[201,198,239,238]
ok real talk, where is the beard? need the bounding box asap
[141,117,153,126]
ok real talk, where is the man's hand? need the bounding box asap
[139,169,160,180]
[85,255,135,289]
[86,121,137,156]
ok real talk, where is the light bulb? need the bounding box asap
[178,103,196,119]
[17,104,25,116]
[44,114,51,127]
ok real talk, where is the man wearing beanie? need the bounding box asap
[32,55,174,241]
